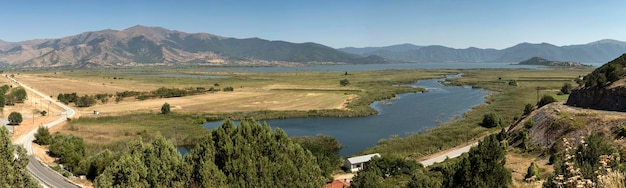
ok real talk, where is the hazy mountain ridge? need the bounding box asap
[340,40,626,64]
[0,25,386,68]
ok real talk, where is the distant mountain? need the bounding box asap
[0,25,389,68]
[341,40,626,64]
[519,57,589,67]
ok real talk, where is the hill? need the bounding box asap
[0,25,388,68]
[340,40,626,64]
[518,57,589,67]
[566,54,626,111]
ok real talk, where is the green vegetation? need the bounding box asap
[340,79,350,86]
[7,87,27,104]
[94,120,325,187]
[34,126,53,145]
[161,102,170,114]
[292,135,342,180]
[523,103,535,115]
[525,162,541,180]
[584,54,626,87]
[560,82,573,94]
[76,95,97,107]
[8,112,22,125]
[537,95,558,108]
[49,134,87,172]
[0,127,38,187]
[351,156,420,188]
[481,112,502,128]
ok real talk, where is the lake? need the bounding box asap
[191,74,487,156]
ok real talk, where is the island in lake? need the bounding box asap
[518,57,591,67]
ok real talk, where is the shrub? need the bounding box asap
[161,102,170,114]
[560,83,573,94]
[34,126,53,145]
[525,162,541,180]
[481,112,502,128]
[537,95,557,108]
[524,120,535,129]
[523,103,535,115]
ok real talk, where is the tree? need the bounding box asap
[0,126,38,187]
[49,134,86,172]
[445,134,511,187]
[0,94,5,108]
[351,168,384,188]
[185,119,325,187]
[525,162,541,180]
[75,95,96,107]
[537,95,557,108]
[523,103,535,115]
[481,112,502,128]
[560,83,573,94]
[8,87,27,103]
[40,111,47,116]
[293,135,342,180]
[8,112,23,125]
[340,79,350,86]
[34,126,53,145]
[161,102,170,114]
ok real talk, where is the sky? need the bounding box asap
[1,0,625,49]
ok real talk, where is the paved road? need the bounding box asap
[419,142,478,167]
[8,76,79,188]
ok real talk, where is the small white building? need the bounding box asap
[344,153,380,172]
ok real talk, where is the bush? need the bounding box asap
[524,120,535,129]
[34,126,53,145]
[537,95,557,108]
[481,112,502,128]
[525,162,541,180]
[340,79,350,86]
[523,103,535,115]
[8,112,22,125]
[161,102,170,114]
[560,83,573,94]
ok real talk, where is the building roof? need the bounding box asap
[346,153,380,164]
[326,179,350,188]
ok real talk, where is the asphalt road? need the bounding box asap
[8,76,80,188]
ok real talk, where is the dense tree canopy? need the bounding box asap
[95,120,325,187]
[49,134,87,172]
[8,112,23,125]
[0,126,38,187]
[292,135,342,180]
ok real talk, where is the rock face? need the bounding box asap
[566,86,626,112]
[566,54,626,111]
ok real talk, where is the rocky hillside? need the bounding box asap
[0,25,387,68]
[566,54,626,111]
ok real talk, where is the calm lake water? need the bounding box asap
[189,75,487,156]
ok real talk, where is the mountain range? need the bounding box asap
[339,39,626,64]
[1,25,625,68]
[0,25,386,68]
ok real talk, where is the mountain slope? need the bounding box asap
[0,25,387,68]
[342,40,626,64]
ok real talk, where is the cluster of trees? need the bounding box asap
[57,93,98,107]
[34,120,336,187]
[351,156,421,187]
[584,55,626,87]
[0,85,28,107]
[116,86,232,102]
[292,135,342,180]
[34,127,87,173]
[92,120,326,187]
[0,126,38,187]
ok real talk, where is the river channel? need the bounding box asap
[191,74,487,156]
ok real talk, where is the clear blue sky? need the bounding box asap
[2,0,625,49]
